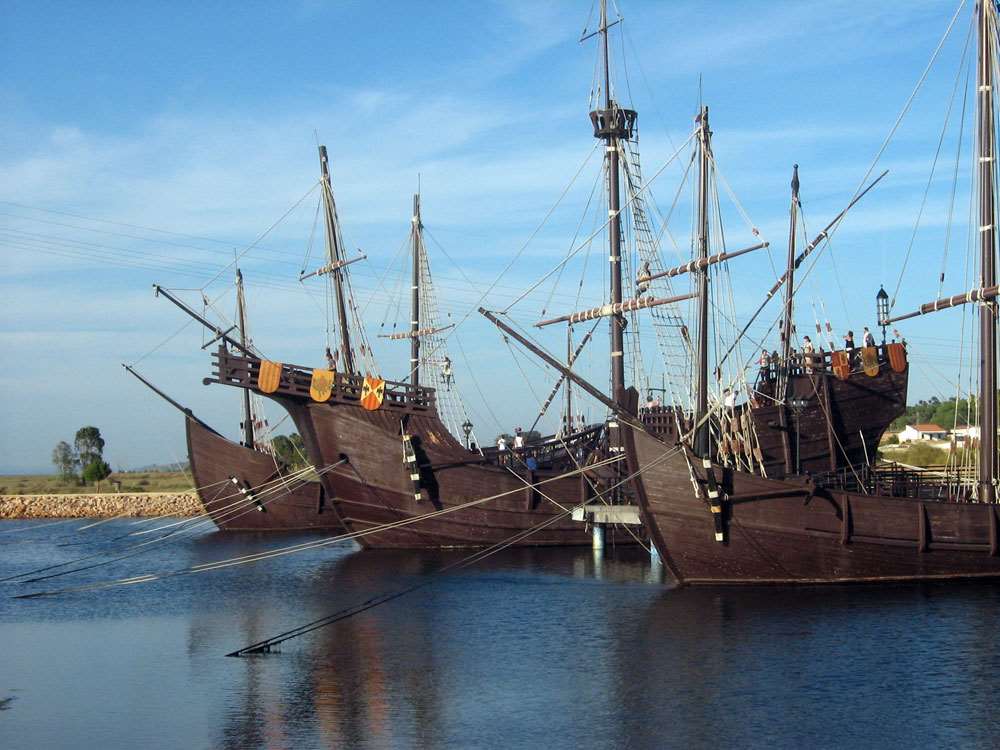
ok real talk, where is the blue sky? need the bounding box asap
[0,0,984,473]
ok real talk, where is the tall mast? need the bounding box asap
[780,164,800,399]
[235,268,254,449]
[318,145,355,375]
[693,107,712,458]
[978,1,998,502]
[410,193,422,389]
[566,325,574,433]
[592,0,629,401]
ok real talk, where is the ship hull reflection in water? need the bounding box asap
[2,521,1000,749]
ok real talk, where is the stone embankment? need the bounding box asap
[0,493,200,519]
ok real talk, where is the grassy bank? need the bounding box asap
[0,471,192,496]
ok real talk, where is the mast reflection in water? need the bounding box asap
[2,520,1000,749]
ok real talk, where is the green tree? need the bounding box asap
[51,440,78,481]
[74,426,106,468]
[272,433,309,470]
[82,459,112,488]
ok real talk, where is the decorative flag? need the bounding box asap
[257,360,282,394]
[310,368,334,402]
[831,350,850,381]
[887,343,907,373]
[360,376,386,411]
[861,346,879,377]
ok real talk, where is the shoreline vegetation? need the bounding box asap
[0,470,191,496]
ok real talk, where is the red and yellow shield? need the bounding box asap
[831,350,850,381]
[257,360,282,394]
[360,375,386,411]
[310,368,334,402]
[861,346,879,377]
[887,342,907,373]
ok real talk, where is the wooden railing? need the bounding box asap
[755,343,900,383]
[483,424,606,469]
[208,347,436,411]
[812,461,976,501]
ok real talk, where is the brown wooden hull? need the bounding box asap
[186,417,343,532]
[642,353,908,479]
[624,425,1000,585]
[273,397,603,549]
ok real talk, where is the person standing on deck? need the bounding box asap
[513,428,525,450]
[862,327,875,347]
[723,388,736,410]
[802,336,815,373]
[441,356,453,389]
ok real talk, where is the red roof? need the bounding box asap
[911,424,946,432]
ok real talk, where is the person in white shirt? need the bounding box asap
[723,388,736,409]
[862,327,875,347]
[513,428,525,450]
[497,436,507,452]
[441,356,453,389]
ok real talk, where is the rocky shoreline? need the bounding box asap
[0,492,200,519]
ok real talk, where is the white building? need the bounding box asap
[951,426,981,442]
[898,424,949,443]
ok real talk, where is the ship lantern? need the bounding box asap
[461,419,474,448]
[876,286,890,341]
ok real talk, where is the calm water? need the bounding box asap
[2,519,1000,749]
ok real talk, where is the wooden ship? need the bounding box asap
[198,146,616,548]
[484,0,908,490]
[616,0,999,584]
[636,164,909,481]
[139,271,339,532]
[484,0,1000,585]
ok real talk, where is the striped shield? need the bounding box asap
[861,346,879,377]
[831,350,850,381]
[887,342,907,373]
[309,368,334,402]
[360,376,386,411]
[257,360,282,394]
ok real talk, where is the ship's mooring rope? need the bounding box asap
[225,440,683,657]
[1,461,341,585]
[13,454,627,598]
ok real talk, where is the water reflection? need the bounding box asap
[4,521,1000,749]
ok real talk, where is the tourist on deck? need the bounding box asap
[637,260,651,294]
[441,356,453,389]
[325,347,337,371]
[862,327,876,347]
[513,428,525,450]
[758,350,772,381]
[843,331,855,351]
[723,388,736,410]
[802,336,815,373]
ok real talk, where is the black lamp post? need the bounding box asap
[461,419,473,448]
[876,286,890,343]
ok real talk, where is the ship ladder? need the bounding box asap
[401,434,422,502]
[702,458,727,543]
